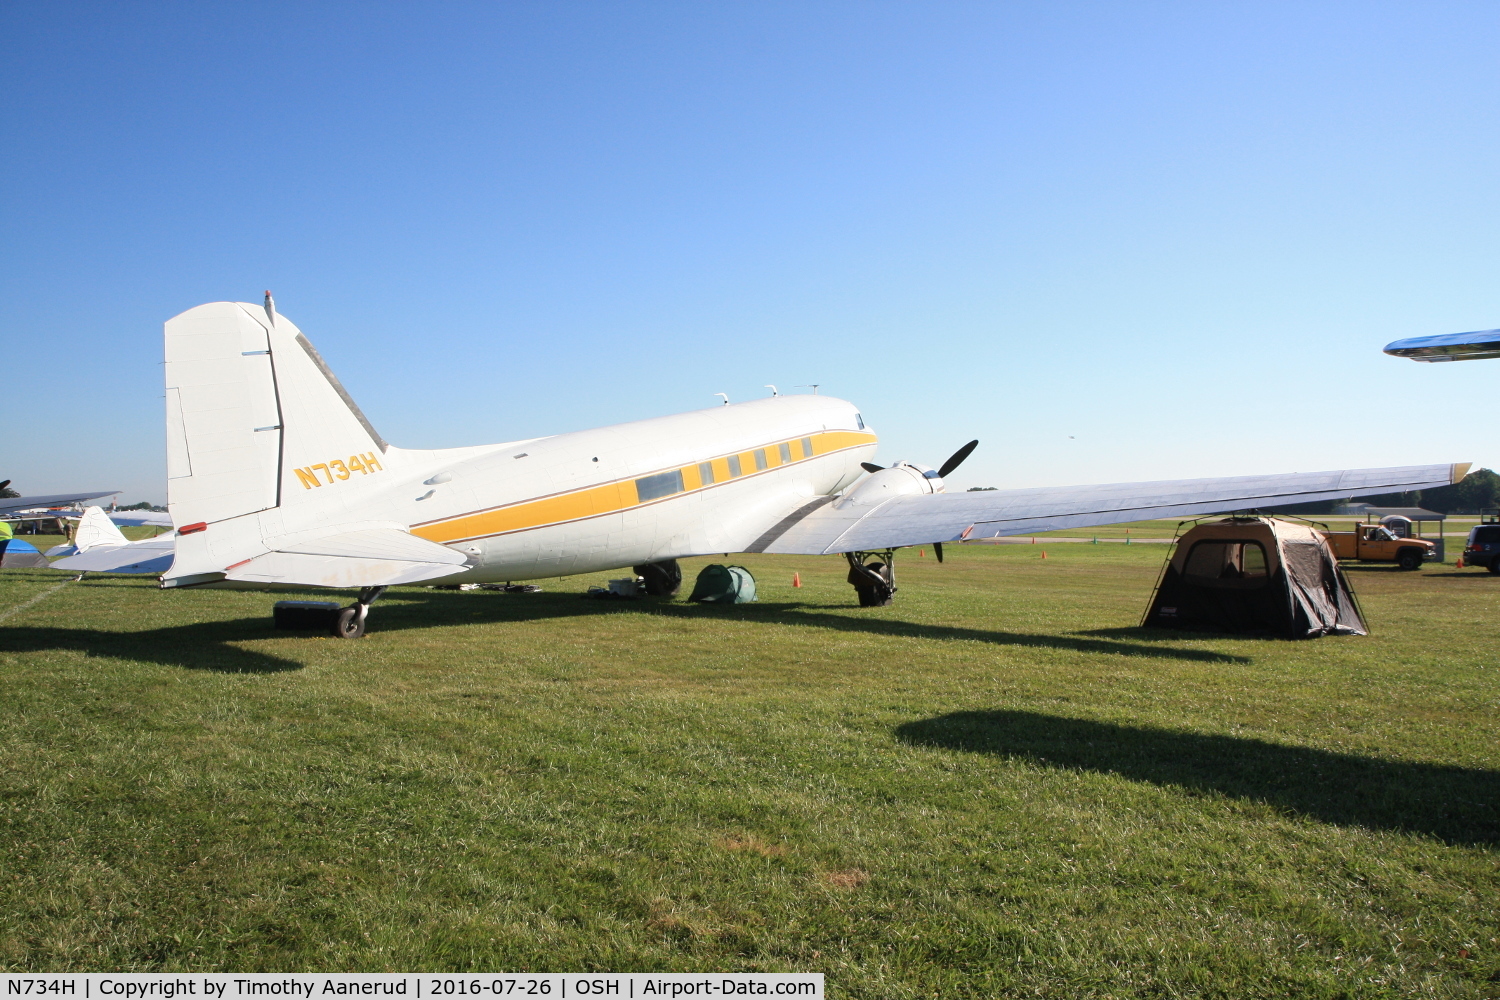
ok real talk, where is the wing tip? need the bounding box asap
[1452,462,1473,484]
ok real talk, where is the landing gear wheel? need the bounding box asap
[846,550,897,606]
[332,607,366,639]
[1396,549,1423,571]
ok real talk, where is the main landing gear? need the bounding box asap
[846,550,897,607]
[333,586,386,639]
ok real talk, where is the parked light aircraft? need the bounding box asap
[48,506,176,574]
[160,295,1467,637]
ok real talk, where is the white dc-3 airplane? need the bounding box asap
[149,295,1466,637]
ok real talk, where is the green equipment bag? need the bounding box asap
[688,564,757,604]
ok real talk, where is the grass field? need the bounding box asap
[0,540,1497,996]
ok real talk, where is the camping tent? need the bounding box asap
[0,538,51,569]
[1143,517,1367,638]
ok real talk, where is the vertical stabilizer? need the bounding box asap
[164,301,388,530]
[73,506,129,552]
[163,301,397,586]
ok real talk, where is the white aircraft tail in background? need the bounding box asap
[72,505,129,551]
[50,506,176,575]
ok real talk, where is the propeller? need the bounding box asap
[938,439,979,478]
[860,440,978,479]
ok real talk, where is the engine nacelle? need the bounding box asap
[834,463,942,510]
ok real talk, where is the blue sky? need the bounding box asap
[4,1,1499,504]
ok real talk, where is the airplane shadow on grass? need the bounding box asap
[895,709,1500,846]
[0,617,312,673]
[360,591,1247,664]
[0,588,1248,673]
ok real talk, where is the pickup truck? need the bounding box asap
[1320,525,1434,570]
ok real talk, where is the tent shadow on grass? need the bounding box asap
[895,709,1500,846]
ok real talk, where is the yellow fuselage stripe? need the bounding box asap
[411,429,875,544]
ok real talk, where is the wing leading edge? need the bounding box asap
[755,462,1468,555]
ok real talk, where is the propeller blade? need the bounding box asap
[933,542,944,563]
[860,462,885,474]
[937,440,979,479]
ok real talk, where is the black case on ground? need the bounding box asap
[273,600,342,630]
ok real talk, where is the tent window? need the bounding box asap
[1183,540,1269,587]
[636,470,684,502]
[727,455,742,478]
[698,462,715,485]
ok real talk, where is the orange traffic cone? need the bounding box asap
[792,572,802,587]
[919,548,925,557]
[1041,551,1047,559]
[1456,557,1465,569]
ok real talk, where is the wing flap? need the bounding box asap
[761,462,1465,555]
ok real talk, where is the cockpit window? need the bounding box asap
[855,413,865,430]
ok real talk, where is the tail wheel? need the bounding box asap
[1396,549,1423,571]
[332,607,367,639]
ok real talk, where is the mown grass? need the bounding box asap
[0,543,1496,997]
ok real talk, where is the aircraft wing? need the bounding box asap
[0,491,119,513]
[221,528,471,588]
[753,462,1467,555]
[1384,330,1500,362]
[109,511,174,527]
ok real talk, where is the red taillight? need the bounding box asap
[179,521,207,535]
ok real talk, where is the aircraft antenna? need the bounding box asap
[764,385,778,396]
[796,384,821,394]
[714,393,730,406]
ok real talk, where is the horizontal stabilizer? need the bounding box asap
[758,462,1467,555]
[52,534,176,574]
[223,528,469,588]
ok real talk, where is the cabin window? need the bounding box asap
[698,461,715,485]
[801,437,814,457]
[754,449,768,471]
[1182,540,1269,587]
[779,442,792,463]
[727,455,742,477]
[635,470,685,503]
